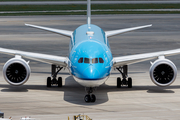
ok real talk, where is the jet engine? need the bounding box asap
[149,57,177,87]
[3,56,31,86]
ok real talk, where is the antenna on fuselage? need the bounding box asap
[87,0,91,26]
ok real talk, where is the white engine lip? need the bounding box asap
[3,58,31,86]
[149,58,177,87]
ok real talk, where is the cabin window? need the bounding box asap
[92,58,98,63]
[84,58,90,63]
[78,57,83,63]
[99,58,104,63]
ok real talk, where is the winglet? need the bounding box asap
[105,24,152,38]
[87,0,91,25]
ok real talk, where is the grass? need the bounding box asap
[0,4,179,15]
[0,11,180,16]
[0,0,123,1]
[0,4,180,11]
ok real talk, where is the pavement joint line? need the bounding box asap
[80,106,114,112]
[1,9,180,14]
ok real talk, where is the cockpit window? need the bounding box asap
[99,58,104,63]
[92,58,98,63]
[78,57,83,63]
[78,57,104,64]
[84,58,90,63]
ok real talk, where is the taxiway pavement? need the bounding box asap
[0,14,180,120]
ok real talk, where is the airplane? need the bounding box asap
[0,0,180,103]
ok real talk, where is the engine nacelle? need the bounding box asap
[149,58,177,87]
[3,57,31,86]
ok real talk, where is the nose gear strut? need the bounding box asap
[84,87,96,102]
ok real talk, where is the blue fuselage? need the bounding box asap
[69,24,113,87]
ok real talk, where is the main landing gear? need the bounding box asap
[47,64,63,87]
[84,87,96,103]
[116,65,132,88]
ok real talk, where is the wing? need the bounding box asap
[113,49,180,67]
[0,47,68,67]
[25,23,73,37]
[105,24,152,38]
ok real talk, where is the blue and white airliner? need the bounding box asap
[1,0,180,102]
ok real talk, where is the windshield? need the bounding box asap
[78,57,104,64]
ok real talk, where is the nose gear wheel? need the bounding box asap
[84,87,96,103]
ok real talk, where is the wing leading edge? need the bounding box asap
[0,47,68,67]
[113,49,180,67]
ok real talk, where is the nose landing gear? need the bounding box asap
[84,87,96,103]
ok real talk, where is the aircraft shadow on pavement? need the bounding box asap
[0,75,180,105]
[63,76,109,105]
